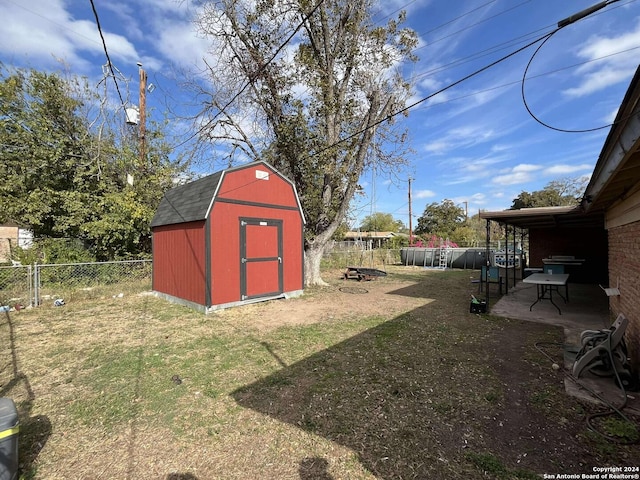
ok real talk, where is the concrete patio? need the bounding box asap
[489,280,640,415]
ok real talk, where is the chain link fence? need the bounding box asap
[322,246,520,270]
[0,260,152,308]
[0,265,33,307]
[322,248,402,270]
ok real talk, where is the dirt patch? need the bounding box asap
[214,267,439,331]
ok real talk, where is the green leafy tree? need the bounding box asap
[0,66,101,238]
[414,200,465,240]
[0,65,186,260]
[191,0,417,285]
[511,176,588,209]
[359,212,404,232]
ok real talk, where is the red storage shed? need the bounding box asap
[151,161,305,312]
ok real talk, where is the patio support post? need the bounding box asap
[520,228,526,276]
[504,222,509,294]
[485,219,491,304]
[512,224,517,288]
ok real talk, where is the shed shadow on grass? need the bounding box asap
[232,301,494,479]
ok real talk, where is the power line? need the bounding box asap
[7,0,101,47]
[313,29,558,158]
[371,0,421,24]
[88,0,126,109]
[410,25,555,84]
[411,0,532,55]
[408,0,636,85]
[409,45,640,115]
[171,0,326,151]
[520,0,632,133]
[415,0,500,38]
[313,0,631,158]
[188,0,504,151]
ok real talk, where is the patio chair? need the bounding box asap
[478,266,503,295]
[572,314,637,390]
[543,264,564,275]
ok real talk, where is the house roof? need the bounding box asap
[151,171,223,228]
[581,65,640,215]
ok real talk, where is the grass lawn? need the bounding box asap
[1,266,638,479]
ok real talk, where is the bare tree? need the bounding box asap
[189,0,417,285]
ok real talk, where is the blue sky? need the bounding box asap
[1,0,639,228]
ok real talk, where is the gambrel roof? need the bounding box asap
[151,172,223,228]
[151,161,305,228]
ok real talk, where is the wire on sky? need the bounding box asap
[88,0,126,110]
[171,0,327,151]
[520,0,632,133]
[314,0,628,158]
[312,28,560,158]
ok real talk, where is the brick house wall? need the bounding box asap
[605,190,640,371]
[528,226,608,284]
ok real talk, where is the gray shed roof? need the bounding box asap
[151,171,223,228]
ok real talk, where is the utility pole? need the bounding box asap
[408,177,413,245]
[137,62,147,167]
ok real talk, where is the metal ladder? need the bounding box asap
[438,238,448,269]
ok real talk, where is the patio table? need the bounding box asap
[522,273,570,314]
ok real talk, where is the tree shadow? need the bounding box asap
[1,311,51,479]
[299,457,333,480]
[165,473,199,480]
[231,301,486,479]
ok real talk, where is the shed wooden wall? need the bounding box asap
[153,220,207,305]
[209,203,303,306]
[217,164,300,206]
[209,165,304,306]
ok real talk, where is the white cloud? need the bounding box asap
[0,0,153,73]
[156,20,211,70]
[563,68,635,98]
[415,189,436,199]
[563,22,640,97]
[423,140,450,154]
[453,193,486,206]
[420,121,498,155]
[543,163,592,176]
[512,164,541,173]
[492,164,542,186]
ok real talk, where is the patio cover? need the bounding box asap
[479,205,603,229]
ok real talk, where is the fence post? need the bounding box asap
[28,264,33,307]
[33,263,39,307]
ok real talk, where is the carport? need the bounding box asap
[478,207,640,411]
[479,205,607,289]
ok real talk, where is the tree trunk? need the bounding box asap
[304,242,329,286]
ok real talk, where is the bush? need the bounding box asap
[14,238,96,265]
